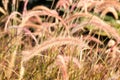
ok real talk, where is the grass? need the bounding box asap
[0,0,120,80]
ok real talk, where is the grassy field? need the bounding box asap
[0,0,120,80]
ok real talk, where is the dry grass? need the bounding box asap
[0,0,120,80]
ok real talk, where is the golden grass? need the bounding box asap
[0,0,120,80]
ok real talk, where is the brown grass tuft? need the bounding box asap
[21,36,88,62]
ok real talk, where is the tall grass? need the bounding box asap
[0,0,120,80]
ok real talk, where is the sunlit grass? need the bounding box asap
[0,0,120,80]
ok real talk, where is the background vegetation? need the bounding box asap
[0,0,120,80]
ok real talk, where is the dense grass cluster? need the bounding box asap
[0,0,120,80]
